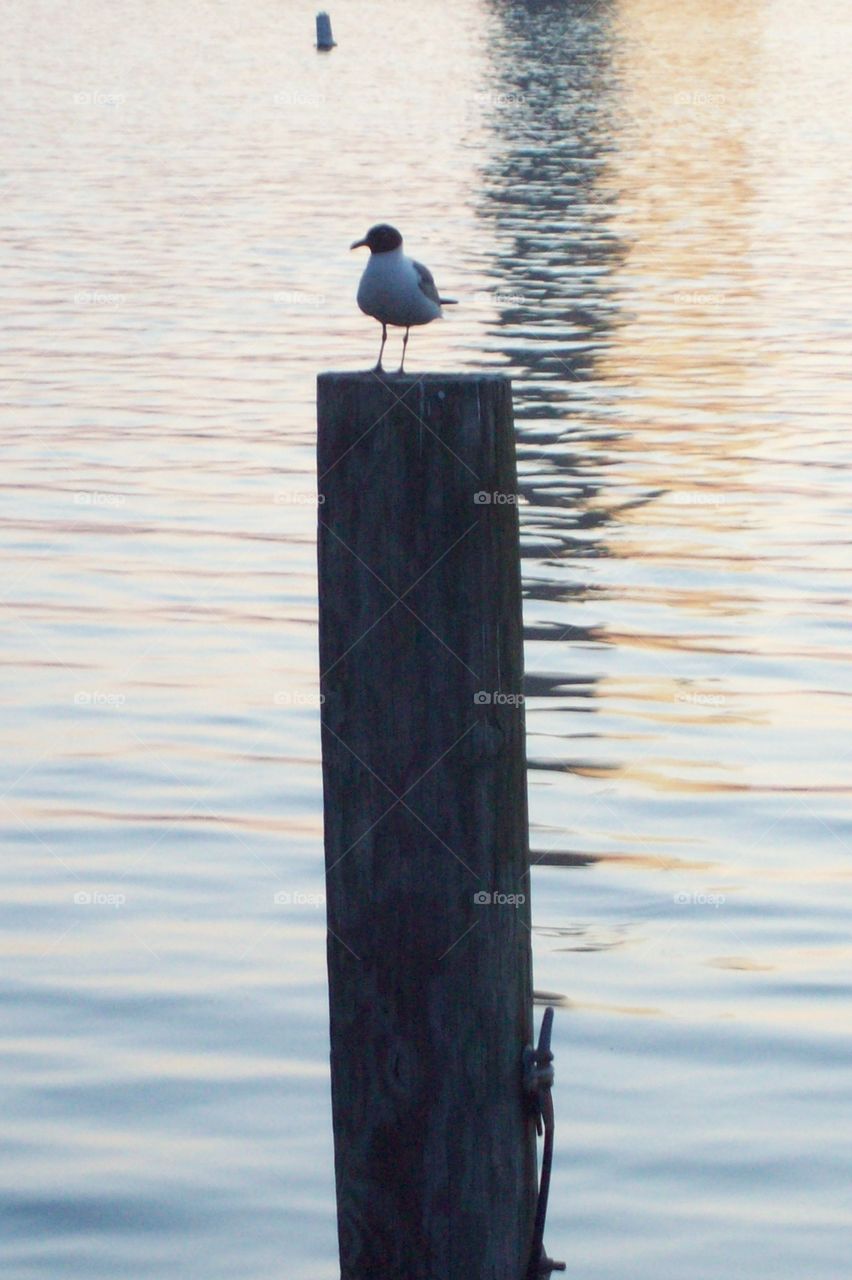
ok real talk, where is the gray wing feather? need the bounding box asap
[412,259,442,307]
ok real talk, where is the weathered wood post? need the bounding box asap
[317,372,536,1280]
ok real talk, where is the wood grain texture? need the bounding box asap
[317,372,536,1280]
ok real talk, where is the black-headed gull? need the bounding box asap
[350,223,456,373]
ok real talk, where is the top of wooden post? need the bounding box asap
[318,370,512,385]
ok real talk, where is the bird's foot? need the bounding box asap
[372,362,384,374]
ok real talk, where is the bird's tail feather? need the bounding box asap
[440,298,458,305]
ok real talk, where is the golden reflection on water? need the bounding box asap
[511,0,852,834]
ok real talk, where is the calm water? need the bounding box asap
[2,0,851,1276]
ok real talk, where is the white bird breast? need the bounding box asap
[356,250,443,328]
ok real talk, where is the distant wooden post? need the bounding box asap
[315,11,336,49]
[317,372,536,1280]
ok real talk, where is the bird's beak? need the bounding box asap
[350,237,368,250]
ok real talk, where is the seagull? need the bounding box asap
[350,223,456,374]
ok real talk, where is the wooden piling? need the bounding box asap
[317,372,536,1280]
[315,11,336,50]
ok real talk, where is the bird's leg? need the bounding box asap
[374,323,387,374]
[398,327,410,374]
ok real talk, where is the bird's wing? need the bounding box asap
[412,259,442,307]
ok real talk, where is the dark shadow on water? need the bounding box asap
[478,0,626,720]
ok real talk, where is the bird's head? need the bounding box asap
[350,224,403,254]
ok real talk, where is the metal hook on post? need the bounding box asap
[523,1006,566,1280]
